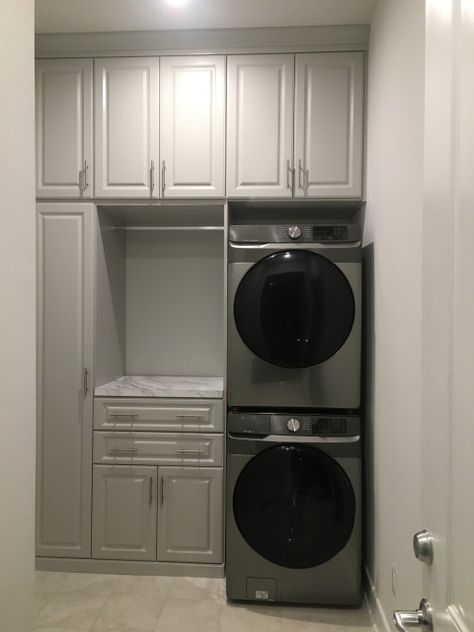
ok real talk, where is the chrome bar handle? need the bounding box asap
[161,160,166,197]
[160,477,165,505]
[176,415,205,420]
[286,159,292,190]
[149,477,153,506]
[304,167,310,191]
[84,160,88,190]
[150,160,155,198]
[83,367,89,397]
[298,159,305,190]
[109,413,138,420]
[108,447,138,455]
[176,448,205,455]
[79,160,89,196]
[393,599,433,632]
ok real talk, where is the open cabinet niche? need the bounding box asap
[95,205,225,387]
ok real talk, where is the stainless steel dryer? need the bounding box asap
[226,411,361,605]
[227,223,362,409]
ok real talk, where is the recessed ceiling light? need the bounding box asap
[165,0,190,8]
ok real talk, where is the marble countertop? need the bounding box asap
[94,375,224,399]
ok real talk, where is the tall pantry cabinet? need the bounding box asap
[36,203,95,557]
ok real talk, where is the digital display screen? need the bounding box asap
[312,418,347,435]
[313,225,348,241]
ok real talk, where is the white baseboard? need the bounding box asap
[364,567,392,632]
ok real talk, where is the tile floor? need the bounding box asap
[35,571,375,632]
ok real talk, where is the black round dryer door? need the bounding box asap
[233,445,356,569]
[234,250,355,368]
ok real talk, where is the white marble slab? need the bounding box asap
[94,375,224,399]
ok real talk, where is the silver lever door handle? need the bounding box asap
[393,599,433,632]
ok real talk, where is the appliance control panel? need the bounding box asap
[229,224,361,244]
[228,412,360,437]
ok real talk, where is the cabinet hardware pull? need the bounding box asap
[149,477,153,506]
[298,159,305,190]
[83,367,89,397]
[176,415,205,420]
[150,160,155,198]
[286,159,291,190]
[79,160,89,195]
[161,160,166,197]
[176,448,205,455]
[108,447,138,454]
[305,168,310,191]
[160,477,165,505]
[109,413,138,419]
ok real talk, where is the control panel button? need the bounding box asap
[286,418,301,433]
[287,225,302,240]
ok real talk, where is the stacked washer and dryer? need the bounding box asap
[226,217,362,606]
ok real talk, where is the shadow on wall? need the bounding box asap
[362,242,375,588]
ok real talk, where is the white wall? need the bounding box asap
[364,0,425,626]
[125,231,224,376]
[0,1,36,631]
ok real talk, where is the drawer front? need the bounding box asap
[93,432,224,466]
[94,398,224,433]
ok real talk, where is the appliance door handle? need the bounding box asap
[228,433,360,444]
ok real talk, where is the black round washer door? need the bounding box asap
[233,445,356,569]
[234,250,355,368]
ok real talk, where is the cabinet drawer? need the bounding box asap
[94,432,224,466]
[94,398,224,432]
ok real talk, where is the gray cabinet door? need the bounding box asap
[36,203,95,557]
[294,52,364,198]
[157,467,223,564]
[92,465,157,561]
[36,59,93,198]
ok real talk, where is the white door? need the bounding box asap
[394,2,474,631]
[36,203,94,558]
[160,56,225,198]
[95,57,159,198]
[36,59,93,198]
[157,467,223,563]
[294,52,363,199]
[227,54,294,198]
[92,465,157,561]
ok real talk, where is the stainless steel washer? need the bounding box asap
[227,223,362,409]
[226,411,362,606]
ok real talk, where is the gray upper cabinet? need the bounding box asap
[160,56,225,198]
[36,203,95,558]
[157,467,223,563]
[36,59,93,199]
[294,52,364,198]
[94,57,160,198]
[92,465,157,561]
[226,54,295,198]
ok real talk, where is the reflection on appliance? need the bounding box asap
[226,412,361,605]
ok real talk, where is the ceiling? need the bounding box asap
[35,0,377,34]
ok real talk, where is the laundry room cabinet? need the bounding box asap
[160,56,226,198]
[35,59,93,198]
[226,54,295,198]
[94,57,160,198]
[226,51,364,199]
[92,465,158,561]
[36,203,95,558]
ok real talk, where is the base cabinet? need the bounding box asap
[157,467,223,564]
[92,465,157,561]
[92,465,223,564]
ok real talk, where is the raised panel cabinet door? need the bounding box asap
[92,465,157,561]
[294,52,364,198]
[160,56,225,198]
[157,467,223,563]
[36,59,93,198]
[36,203,95,558]
[95,57,160,198]
[227,54,294,198]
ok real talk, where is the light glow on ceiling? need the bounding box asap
[164,0,191,8]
